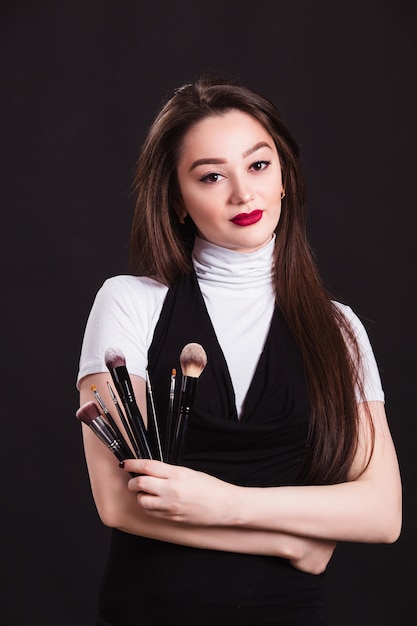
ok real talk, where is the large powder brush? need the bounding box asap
[170,342,208,464]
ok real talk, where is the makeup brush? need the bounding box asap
[171,343,207,465]
[146,369,163,461]
[165,368,176,462]
[105,381,141,459]
[104,347,153,459]
[76,401,135,470]
[90,384,136,459]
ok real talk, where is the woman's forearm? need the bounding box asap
[81,375,400,558]
[227,403,402,543]
[229,479,400,543]
[101,481,336,574]
[123,403,401,545]
[82,417,330,568]
[82,423,334,573]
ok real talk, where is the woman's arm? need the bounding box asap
[238,400,402,543]
[126,401,401,544]
[79,372,336,573]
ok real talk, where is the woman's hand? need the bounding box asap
[122,459,336,574]
[122,459,236,526]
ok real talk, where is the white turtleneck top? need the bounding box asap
[77,236,384,414]
[191,236,275,416]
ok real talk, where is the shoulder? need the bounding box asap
[95,275,169,314]
[77,276,169,387]
[332,301,371,347]
[99,274,168,299]
[332,300,356,320]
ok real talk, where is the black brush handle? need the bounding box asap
[111,365,154,459]
[171,376,197,465]
[165,373,176,463]
[146,371,163,461]
[107,385,142,459]
[96,402,136,460]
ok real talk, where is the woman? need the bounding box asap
[77,77,401,626]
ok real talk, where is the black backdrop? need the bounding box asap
[2,1,416,624]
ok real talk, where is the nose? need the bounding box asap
[230,177,253,205]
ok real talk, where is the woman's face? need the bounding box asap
[176,110,284,253]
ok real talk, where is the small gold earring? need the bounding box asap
[281,189,286,200]
[179,214,186,224]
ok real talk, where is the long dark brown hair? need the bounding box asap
[130,76,374,484]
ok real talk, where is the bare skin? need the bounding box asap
[79,372,401,575]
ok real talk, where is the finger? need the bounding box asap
[136,492,181,519]
[127,474,164,495]
[122,458,172,478]
[136,492,166,513]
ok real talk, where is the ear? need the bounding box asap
[173,204,187,224]
[172,194,187,224]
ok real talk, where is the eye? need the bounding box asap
[199,172,225,184]
[250,160,271,172]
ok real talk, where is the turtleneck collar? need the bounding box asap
[192,235,275,288]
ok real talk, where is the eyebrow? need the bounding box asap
[189,141,273,172]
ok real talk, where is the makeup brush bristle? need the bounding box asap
[179,343,207,378]
[104,347,126,369]
[76,401,101,425]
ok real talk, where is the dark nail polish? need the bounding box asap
[119,460,125,469]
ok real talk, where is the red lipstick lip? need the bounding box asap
[230,209,263,226]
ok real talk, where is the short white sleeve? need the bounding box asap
[334,302,385,403]
[76,275,168,388]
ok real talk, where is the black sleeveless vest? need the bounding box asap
[96,273,328,626]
